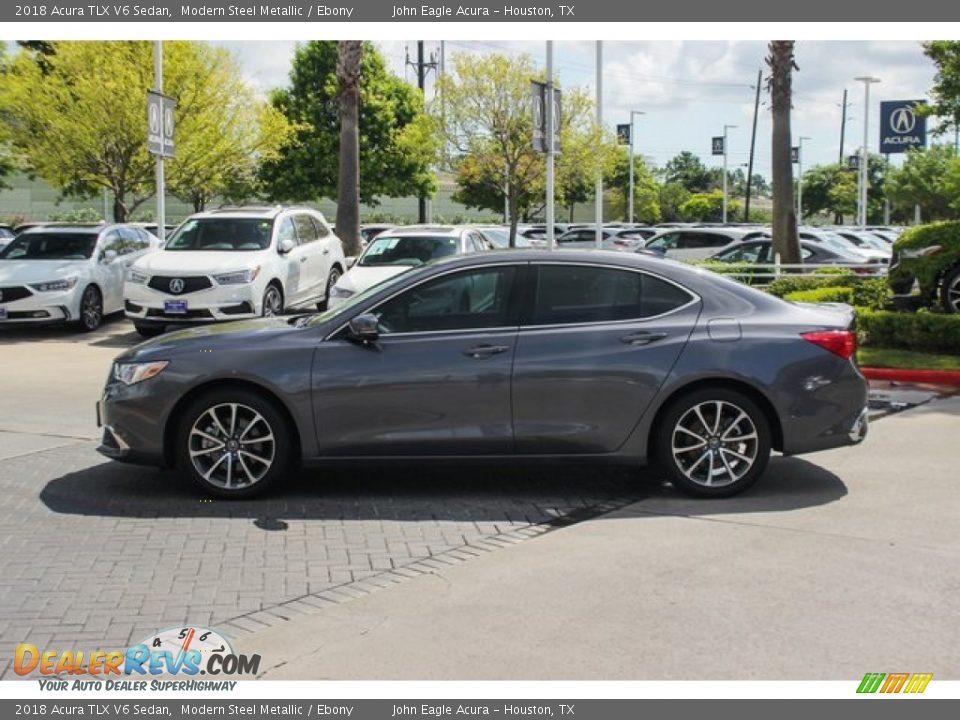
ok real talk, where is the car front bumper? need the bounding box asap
[95,378,173,467]
[0,287,80,324]
[124,282,261,324]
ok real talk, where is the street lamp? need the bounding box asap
[627,110,646,223]
[722,124,738,224]
[797,135,811,220]
[854,76,880,229]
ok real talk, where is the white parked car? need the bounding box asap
[328,225,494,308]
[642,227,771,261]
[124,206,346,337]
[0,224,157,331]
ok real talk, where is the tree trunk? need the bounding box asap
[336,41,363,258]
[113,196,127,223]
[508,185,520,248]
[767,41,801,265]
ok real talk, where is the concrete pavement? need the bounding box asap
[238,396,960,680]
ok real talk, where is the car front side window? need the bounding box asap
[372,266,518,335]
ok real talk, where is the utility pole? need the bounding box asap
[744,68,762,222]
[627,110,645,224]
[154,41,164,232]
[797,136,810,220]
[722,123,738,224]
[854,76,880,229]
[407,42,438,223]
[838,88,849,164]
[545,41,555,251]
[594,41,603,249]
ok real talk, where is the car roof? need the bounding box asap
[197,205,323,220]
[19,224,116,236]
[648,227,758,239]
[374,225,467,237]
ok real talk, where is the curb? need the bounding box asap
[861,367,960,386]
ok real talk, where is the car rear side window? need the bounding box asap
[294,215,319,244]
[529,265,694,325]
[678,232,732,249]
[374,266,518,334]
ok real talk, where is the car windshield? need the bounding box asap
[164,218,274,252]
[0,232,98,260]
[358,235,459,267]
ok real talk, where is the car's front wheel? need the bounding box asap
[317,267,342,312]
[74,285,103,332]
[175,388,293,498]
[940,266,960,313]
[655,388,771,498]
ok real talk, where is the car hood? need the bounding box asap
[0,259,89,285]
[338,264,412,293]
[133,250,268,275]
[119,316,296,362]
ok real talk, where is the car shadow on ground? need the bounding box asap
[39,456,847,529]
[0,313,139,346]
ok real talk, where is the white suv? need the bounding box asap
[124,206,346,337]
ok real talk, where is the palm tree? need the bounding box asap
[336,41,363,258]
[766,41,801,265]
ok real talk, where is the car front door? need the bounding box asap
[275,216,306,305]
[95,229,127,312]
[511,262,701,454]
[292,214,325,303]
[311,264,522,456]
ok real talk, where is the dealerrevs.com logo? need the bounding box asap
[857,672,933,694]
[14,626,260,689]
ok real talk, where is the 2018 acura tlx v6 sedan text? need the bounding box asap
[96,250,869,499]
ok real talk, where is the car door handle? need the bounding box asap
[463,344,510,358]
[620,331,667,345]
[322,248,330,255]
[300,256,308,263]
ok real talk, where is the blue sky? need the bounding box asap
[219,39,941,180]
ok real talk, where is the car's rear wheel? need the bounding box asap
[262,284,284,317]
[317,266,342,311]
[74,285,103,332]
[175,389,292,498]
[655,388,771,498]
[940,266,960,313]
[134,321,166,338]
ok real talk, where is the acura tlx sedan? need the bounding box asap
[97,250,869,499]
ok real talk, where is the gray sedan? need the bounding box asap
[97,250,868,499]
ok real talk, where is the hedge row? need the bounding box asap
[784,286,854,304]
[781,278,889,311]
[855,309,960,355]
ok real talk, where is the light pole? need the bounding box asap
[854,76,880,229]
[722,124,738,224]
[627,110,646,223]
[546,41,555,250]
[797,136,811,220]
[154,41,164,232]
[595,41,603,249]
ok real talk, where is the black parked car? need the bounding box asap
[98,251,868,499]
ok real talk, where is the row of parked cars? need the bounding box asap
[0,208,905,336]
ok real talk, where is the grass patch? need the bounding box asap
[858,346,960,371]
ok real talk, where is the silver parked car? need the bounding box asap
[643,227,771,260]
[98,250,869,500]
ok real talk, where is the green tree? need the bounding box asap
[336,41,363,257]
[0,41,287,220]
[606,150,662,223]
[658,182,692,222]
[679,189,738,222]
[767,40,800,264]
[260,41,437,213]
[886,145,960,221]
[0,44,17,190]
[922,41,960,137]
[436,52,614,243]
[663,151,714,192]
[800,157,887,222]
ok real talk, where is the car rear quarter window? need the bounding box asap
[678,232,733,249]
[529,265,694,325]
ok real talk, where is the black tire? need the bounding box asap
[654,387,772,498]
[175,388,293,499]
[74,285,103,332]
[261,283,284,317]
[317,266,343,312]
[940,266,960,314]
[134,321,166,338]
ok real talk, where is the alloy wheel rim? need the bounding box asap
[671,400,759,488]
[328,269,341,292]
[188,403,276,490]
[82,290,101,329]
[263,288,281,317]
[948,276,960,312]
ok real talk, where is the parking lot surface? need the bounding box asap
[1,318,957,680]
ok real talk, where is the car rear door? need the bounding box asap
[292,214,326,303]
[511,261,701,454]
[311,264,523,456]
[276,215,306,305]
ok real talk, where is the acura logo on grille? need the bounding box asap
[169,278,185,294]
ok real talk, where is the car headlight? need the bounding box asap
[329,284,354,299]
[29,277,78,292]
[214,267,261,285]
[112,360,169,386]
[127,269,149,284]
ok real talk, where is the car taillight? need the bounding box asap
[801,330,857,360]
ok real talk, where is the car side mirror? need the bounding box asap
[101,249,118,263]
[278,238,296,255]
[347,313,380,345]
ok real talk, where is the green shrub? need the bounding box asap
[889,221,960,303]
[765,270,855,298]
[856,308,960,354]
[784,286,854,304]
[850,278,891,311]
